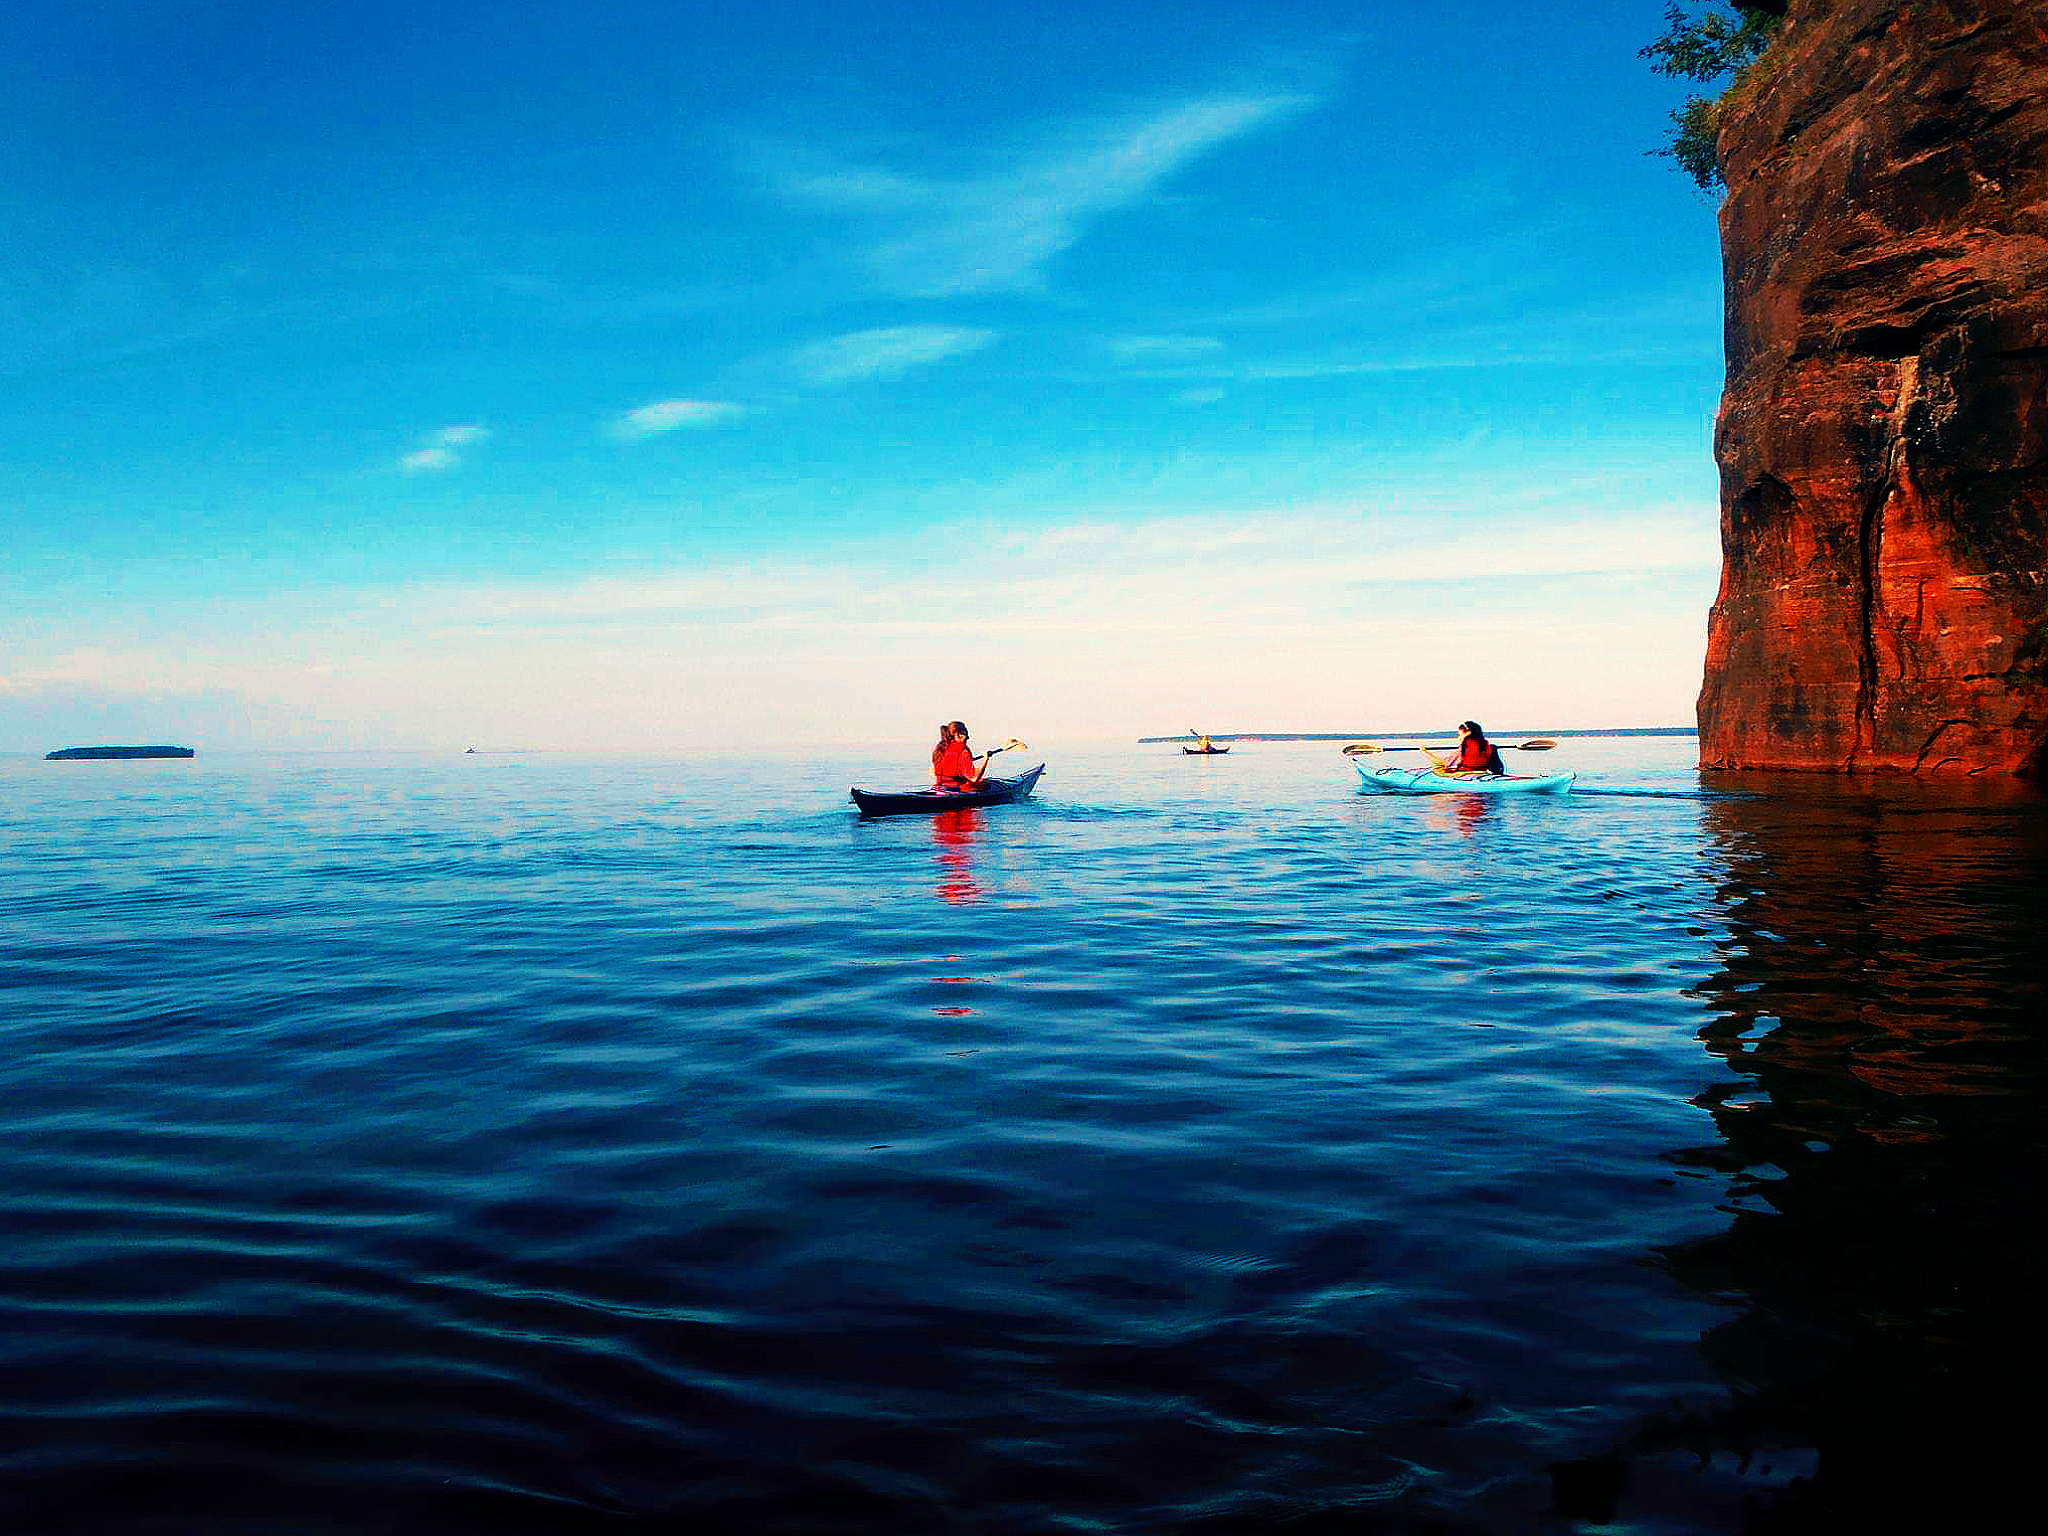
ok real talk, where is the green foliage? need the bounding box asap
[1641,2,1783,83]
[1641,3,1787,190]
[1664,97,1729,191]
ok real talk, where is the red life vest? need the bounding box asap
[1456,737,1505,773]
[933,740,977,790]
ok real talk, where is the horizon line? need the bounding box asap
[1136,727,1699,743]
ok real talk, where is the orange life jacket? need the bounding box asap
[933,740,977,790]
[1456,737,1505,773]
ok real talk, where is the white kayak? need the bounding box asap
[1354,760,1576,795]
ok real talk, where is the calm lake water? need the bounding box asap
[3,738,2043,1534]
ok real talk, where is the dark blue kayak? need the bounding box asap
[850,764,1045,817]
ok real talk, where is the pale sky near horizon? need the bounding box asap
[2,0,1727,752]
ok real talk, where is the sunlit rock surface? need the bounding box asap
[1700,0,2048,774]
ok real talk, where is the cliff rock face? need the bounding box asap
[1699,0,2048,774]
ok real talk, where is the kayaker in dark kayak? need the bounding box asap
[1422,721,1506,777]
[932,721,991,793]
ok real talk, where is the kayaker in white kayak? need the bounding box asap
[931,721,991,793]
[1421,721,1506,778]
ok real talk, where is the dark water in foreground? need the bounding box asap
[3,739,2043,1534]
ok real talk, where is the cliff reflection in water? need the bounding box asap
[1662,779,2048,1528]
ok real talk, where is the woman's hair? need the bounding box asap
[1459,720,1485,740]
[933,721,969,765]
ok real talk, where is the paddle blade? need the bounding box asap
[1341,743,1382,756]
[1514,739,1560,751]
[1001,737,1028,752]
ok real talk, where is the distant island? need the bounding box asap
[45,745,196,761]
[1136,728,1699,744]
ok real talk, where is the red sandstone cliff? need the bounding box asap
[1699,0,2048,774]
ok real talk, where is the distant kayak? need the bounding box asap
[1182,746,1230,755]
[851,764,1045,817]
[1354,761,1575,795]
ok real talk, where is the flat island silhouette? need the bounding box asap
[44,745,196,761]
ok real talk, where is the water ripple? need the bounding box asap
[3,742,2042,1532]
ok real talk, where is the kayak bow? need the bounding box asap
[851,763,1046,817]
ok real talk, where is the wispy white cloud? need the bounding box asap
[0,646,164,696]
[764,91,1313,296]
[372,505,1716,635]
[608,398,747,440]
[984,508,1718,588]
[399,423,488,473]
[4,502,1718,750]
[1108,334,1225,360]
[791,325,996,385]
[1089,340,1712,388]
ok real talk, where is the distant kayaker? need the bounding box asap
[932,721,990,793]
[1422,721,1506,777]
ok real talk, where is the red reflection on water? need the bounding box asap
[932,809,982,904]
[1425,795,1495,838]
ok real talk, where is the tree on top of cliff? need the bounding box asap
[1641,2,1789,190]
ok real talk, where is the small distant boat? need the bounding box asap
[851,764,1045,818]
[1181,745,1230,755]
[1354,761,1574,795]
[45,745,195,761]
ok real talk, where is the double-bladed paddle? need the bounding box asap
[979,737,1029,763]
[1341,738,1559,756]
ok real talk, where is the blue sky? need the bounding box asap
[2,0,1726,750]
